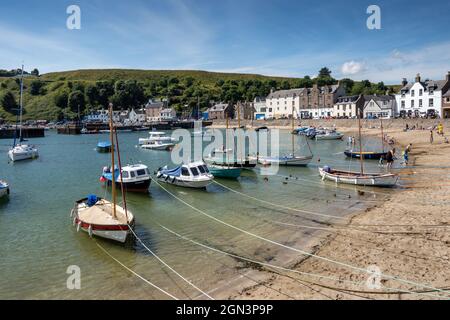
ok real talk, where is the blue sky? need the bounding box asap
[0,0,449,83]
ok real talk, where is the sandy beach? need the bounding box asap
[210,122,450,300]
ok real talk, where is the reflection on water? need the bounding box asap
[0,129,396,299]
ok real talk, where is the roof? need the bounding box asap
[363,95,395,102]
[267,88,306,99]
[335,95,360,103]
[208,103,229,112]
[400,79,448,92]
[161,108,174,113]
[443,89,450,97]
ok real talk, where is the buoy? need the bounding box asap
[88,225,93,238]
[77,221,81,232]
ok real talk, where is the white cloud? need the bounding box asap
[341,61,365,75]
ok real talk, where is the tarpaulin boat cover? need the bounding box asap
[160,166,182,177]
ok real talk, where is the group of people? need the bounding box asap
[380,143,412,169]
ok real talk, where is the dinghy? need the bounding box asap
[0,180,10,198]
[72,103,135,243]
[319,166,398,187]
[100,164,151,193]
[315,131,344,140]
[208,164,242,179]
[157,162,214,189]
[97,141,112,153]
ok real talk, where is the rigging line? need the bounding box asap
[95,242,179,300]
[158,224,446,300]
[150,177,449,296]
[126,225,214,300]
[212,179,346,220]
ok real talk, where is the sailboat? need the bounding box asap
[71,103,135,243]
[344,117,388,160]
[8,65,39,162]
[319,110,398,187]
[257,109,313,166]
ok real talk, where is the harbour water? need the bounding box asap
[0,129,395,299]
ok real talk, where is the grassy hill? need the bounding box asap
[0,69,396,122]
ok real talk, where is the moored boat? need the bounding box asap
[318,166,398,187]
[157,162,214,189]
[100,164,151,193]
[97,141,112,153]
[315,131,344,140]
[140,140,176,151]
[256,154,313,167]
[208,164,242,179]
[0,180,10,198]
[344,150,388,160]
[139,131,175,145]
[8,144,39,162]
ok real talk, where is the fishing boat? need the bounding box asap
[208,164,242,179]
[319,166,398,187]
[257,110,313,167]
[100,164,151,193]
[140,140,176,151]
[315,131,344,140]
[157,162,214,189]
[8,65,39,162]
[139,131,175,145]
[343,150,388,160]
[97,141,112,153]
[319,110,398,187]
[0,180,10,198]
[72,103,135,243]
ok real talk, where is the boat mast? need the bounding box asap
[358,109,364,175]
[380,117,385,153]
[291,108,295,156]
[109,103,117,219]
[19,65,24,142]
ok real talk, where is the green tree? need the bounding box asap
[1,91,18,114]
[318,67,332,78]
[54,91,69,109]
[30,80,45,95]
[68,90,86,113]
[31,68,40,76]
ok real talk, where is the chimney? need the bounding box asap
[270,88,274,94]
[401,78,407,87]
[415,73,421,83]
[447,71,450,82]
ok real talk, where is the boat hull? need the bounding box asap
[8,148,39,162]
[257,155,313,167]
[344,150,388,160]
[103,178,151,193]
[97,146,111,153]
[319,167,398,187]
[157,173,213,189]
[205,158,256,169]
[316,134,344,140]
[140,143,175,151]
[209,166,242,179]
[0,186,10,198]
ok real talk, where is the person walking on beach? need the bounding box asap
[437,123,444,136]
[430,130,434,144]
[386,148,395,170]
[403,144,412,165]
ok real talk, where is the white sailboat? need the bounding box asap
[8,65,39,162]
[72,103,135,243]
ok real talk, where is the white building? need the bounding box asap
[128,108,147,124]
[363,95,397,119]
[395,73,450,118]
[160,108,177,121]
[85,109,120,123]
[333,96,362,118]
[253,97,267,120]
[265,88,305,119]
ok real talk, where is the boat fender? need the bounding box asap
[77,221,81,232]
[88,225,93,238]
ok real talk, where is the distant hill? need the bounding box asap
[0,68,396,122]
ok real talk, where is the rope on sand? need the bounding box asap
[150,176,450,297]
[158,224,447,299]
[95,242,179,300]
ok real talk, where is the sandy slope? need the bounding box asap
[225,127,450,300]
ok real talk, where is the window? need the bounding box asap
[198,166,206,174]
[269,108,272,112]
[419,99,422,107]
[190,167,199,176]
[181,168,190,176]
[122,171,129,178]
[419,89,423,96]
[202,165,209,173]
[137,169,146,176]
[429,98,434,107]
[429,88,434,95]
[411,100,415,108]
[411,90,415,97]
[401,101,405,108]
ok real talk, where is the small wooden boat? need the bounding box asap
[315,131,344,140]
[100,164,151,193]
[157,162,214,189]
[318,167,398,187]
[71,196,134,243]
[208,164,242,179]
[256,154,313,167]
[0,180,10,198]
[97,141,112,153]
[344,150,388,160]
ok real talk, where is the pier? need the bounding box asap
[0,127,45,139]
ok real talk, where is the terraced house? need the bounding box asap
[395,72,450,118]
[265,83,345,119]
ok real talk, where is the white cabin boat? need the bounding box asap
[140,140,176,151]
[8,144,39,162]
[101,164,151,193]
[318,166,398,187]
[139,132,176,145]
[157,162,214,189]
[0,180,10,198]
[315,131,344,140]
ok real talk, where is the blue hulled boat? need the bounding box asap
[97,141,112,153]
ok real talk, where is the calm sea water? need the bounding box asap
[0,129,394,299]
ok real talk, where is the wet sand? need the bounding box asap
[216,126,450,300]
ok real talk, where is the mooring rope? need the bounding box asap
[150,176,449,296]
[158,224,446,299]
[95,241,179,300]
